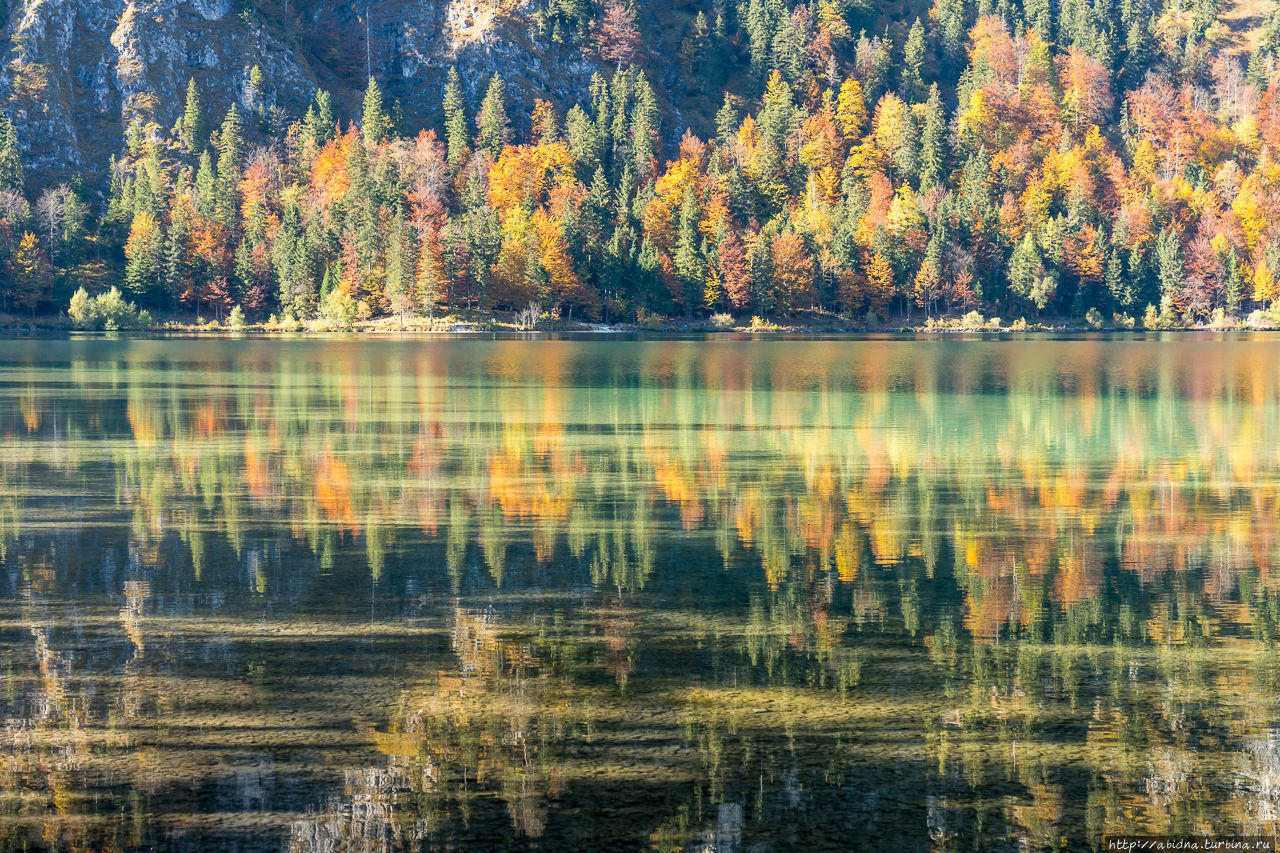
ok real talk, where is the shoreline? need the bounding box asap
[4,309,1277,336]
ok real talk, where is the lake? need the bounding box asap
[1,333,1278,851]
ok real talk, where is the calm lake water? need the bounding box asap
[2,333,1279,851]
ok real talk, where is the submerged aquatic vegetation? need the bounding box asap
[0,336,1279,849]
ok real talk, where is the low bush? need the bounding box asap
[1245,302,1280,329]
[636,308,667,331]
[67,287,152,330]
[322,287,358,329]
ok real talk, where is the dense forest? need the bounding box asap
[1,0,1279,327]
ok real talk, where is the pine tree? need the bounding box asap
[476,73,511,158]
[937,0,965,68]
[1224,246,1243,313]
[361,77,391,145]
[214,105,244,229]
[233,240,255,305]
[1154,227,1184,307]
[443,67,471,171]
[902,18,927,103]
[918,85,946,190]
[1105,246,1127,308]
[715,94,739,145]
[385,211,415,321]
[132,145,166,219]
[565,105,603,174]
[630,75,660,176]
[746,0,776,84]
[124,211,164,301]
[0,112,24,194]
[1122,20,1152,90]
[757,71,797,189]
[180,78,205,152]
[1025,0,1053,42]
[194,150,216,216]
[164,204,193,307]
[60,191,88,266]
[309,90,337,147]
[1008,232,1043,307]
[770,10,808,84]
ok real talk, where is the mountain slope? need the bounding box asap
[2,0,605,180]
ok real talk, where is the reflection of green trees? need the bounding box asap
[6,341,1280,846]
[5,342,1280,647]
[743,584,864,695]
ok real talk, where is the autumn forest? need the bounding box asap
[0,0,1277,328]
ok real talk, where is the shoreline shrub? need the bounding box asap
[67,287,152,330]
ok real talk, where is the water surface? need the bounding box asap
[1,333,1279,851]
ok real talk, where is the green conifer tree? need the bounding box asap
[902,18,927,103]
[310,90,337,146]
[715,94,739,145]
[476,73,510,158]
[214,106,244,229]
[0,112,24,193]
[443,68,471,171]
[180,78,205,152]
[1225,246,1243,314]
[361,77,391,145]
[918,85,947,190]
[1154,227,1184,305]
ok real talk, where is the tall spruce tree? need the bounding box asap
[214,106,244,229]
[0,112,23,193]
[902,18,927,103]
[361,77,391,145]
[918,85,946,190]
[443,67,470,171]
[476,73,510,158]
[180,79,205,152]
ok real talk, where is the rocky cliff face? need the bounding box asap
[0,0,603,181]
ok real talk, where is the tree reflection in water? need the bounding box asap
[0,336,1277,849]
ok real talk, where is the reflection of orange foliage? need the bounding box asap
[488,447,571,523]
[834,525,860,583]
[192,402,224,439]
[126,399,157,447]
[49,338,1280,642]
[314,451,357,531]
[963,556,1019,641]
[20,387,39,432]
[243,436,271,501]
[1055,548,1100,607]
